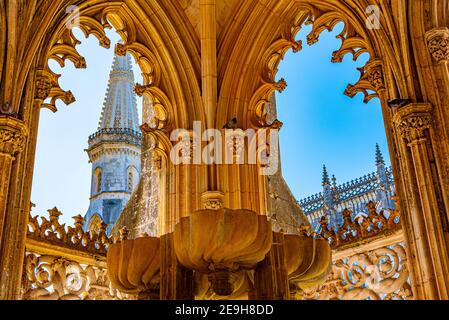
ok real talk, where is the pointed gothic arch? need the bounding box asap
[2,0,449,300]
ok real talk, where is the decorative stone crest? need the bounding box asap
[27,208,112,255]
[426,28,449,63]
[319,200,401,249]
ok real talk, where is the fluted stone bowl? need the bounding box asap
[284,234,332,289]
[107,236,160,294]
[174,208,272,296]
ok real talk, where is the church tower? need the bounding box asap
[84,52,142,234]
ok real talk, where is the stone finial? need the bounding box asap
[331,175,337,190]
[425,27,449,63]
[375,143,385,166]
[322,165,330,186]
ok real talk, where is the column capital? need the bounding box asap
[393,103,432,144]
[425,27,449,64]
[0,116,28,157]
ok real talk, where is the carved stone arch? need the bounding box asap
[24,0,202,130]
[217,0,407,130]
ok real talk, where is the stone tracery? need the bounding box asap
[1,0,449,300]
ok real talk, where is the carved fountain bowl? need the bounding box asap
[174,208,273,296]
[284,234,332,290]
[107,236,160,294]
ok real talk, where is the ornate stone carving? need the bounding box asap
[393,103,433,143]
[320,200,401,249]
[426,28,449,63]
[22,253,127,300]
[295,243,412,300]
[35,78,53,101]
[27,208,112,256]
[345,59,385,103]
[201,191,225,210]
[0,116,28,156]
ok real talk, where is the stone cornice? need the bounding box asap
[88,128,142,147]
[87,142,141,163]
[0,116,29,157]
[89,191,131,201]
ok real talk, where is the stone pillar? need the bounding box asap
[160,233,195,300]
[252,232,289,300]
[393,103,449,299]
[0,115,28,300]
[0,116,27,246]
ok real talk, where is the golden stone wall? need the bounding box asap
[2,0,449,300]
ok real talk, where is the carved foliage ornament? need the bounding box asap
[296,243,412,300]
[426,28,449,63]
[393,104,433,144]
[0,117,28,155]
[320,200,401,249]
[22,253,126,300]
[27,208,112,256]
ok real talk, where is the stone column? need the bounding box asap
[393,103,449,299]
[0,116,27,250]
[0,115,28,300]
[160,233,195,300]
[252,232,289,300]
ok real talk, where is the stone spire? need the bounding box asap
[375,143,385,166]
[322,165,330,186]
[375,144,389,202]
[98,53,140,132]
[322,165,337,227]
[84,51,142,235]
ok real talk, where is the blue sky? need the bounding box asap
[276,23,390,199]
[31,23,390,224]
